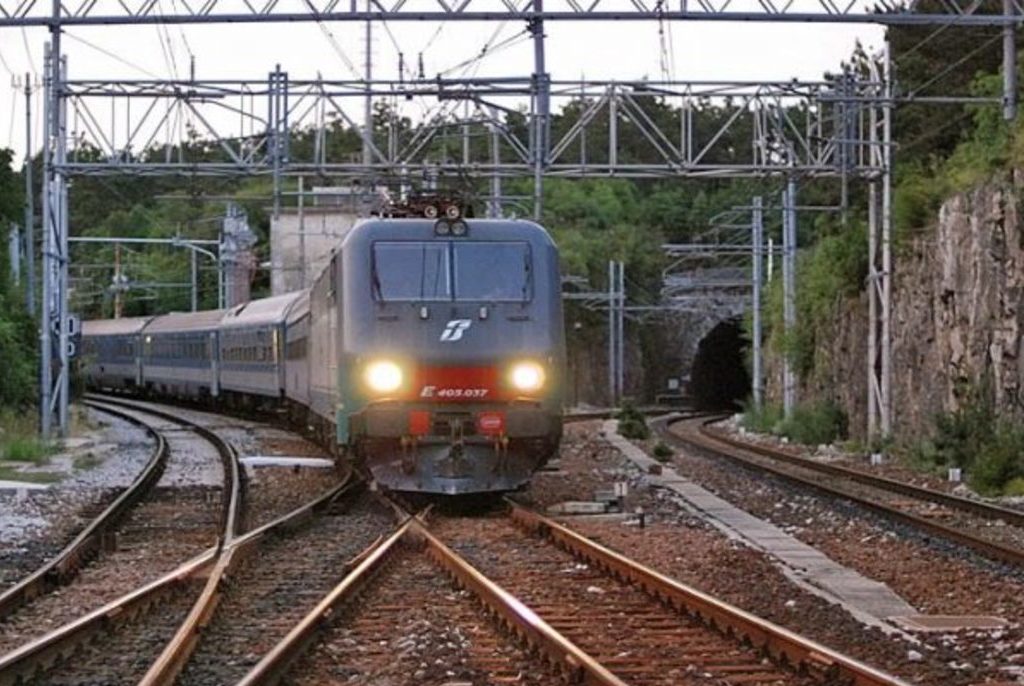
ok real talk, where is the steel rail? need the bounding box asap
[415,520,628,686]
[84,394,245,544]
[137,463,359,686]
[0,468,358,685]
[663,417,1024,569]
[0,401,168,620]
[507,502,912,686]
[0,549,216,686]
[699,419,1024,527]
[235,517,417,686]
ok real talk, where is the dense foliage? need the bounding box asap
[0,148,36,410]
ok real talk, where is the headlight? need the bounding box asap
[364,360,403,393]
[509,361,545,392]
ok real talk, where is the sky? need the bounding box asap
[0,9,886,166]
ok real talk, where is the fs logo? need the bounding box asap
[439,319,472,342]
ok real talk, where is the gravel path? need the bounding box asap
[0,407,154,590]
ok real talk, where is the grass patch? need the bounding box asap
[0,465,63,484]
[0,410,56,464]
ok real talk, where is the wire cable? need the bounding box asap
[63,32,162,78]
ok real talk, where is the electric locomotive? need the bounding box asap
[81,217,565,495]
[326,217,565,494]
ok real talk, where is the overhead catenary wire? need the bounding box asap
[64,32,162,78]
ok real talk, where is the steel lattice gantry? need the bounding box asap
[7,0,1007,439]
[2,0,1024,25]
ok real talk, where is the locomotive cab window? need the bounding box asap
[372,240,531,302]
[453,242,531,302]
[372,242,450,301]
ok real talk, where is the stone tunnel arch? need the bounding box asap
[688,318,751,411]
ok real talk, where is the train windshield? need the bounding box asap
[453,242,531,302]
[372,242,451,301]
[372,241,532,302]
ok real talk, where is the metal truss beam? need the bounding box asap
[56,74,887,180]
[3,0,1024,26]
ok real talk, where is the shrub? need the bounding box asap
[779,401,848,446]
[970,422,1024,496]
[741,401,784,435]
[616,400,650,440]
[1003,477,1024,497]
[652,441,673,462]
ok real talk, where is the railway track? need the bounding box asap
[239,499,909,686]
[666,414,1024,569]
[0,396,243,686]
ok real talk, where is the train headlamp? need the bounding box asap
[509,361,545,393]
[364,360,403,394]
[450,219,468,236]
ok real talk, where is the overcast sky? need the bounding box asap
[0,12,885,165]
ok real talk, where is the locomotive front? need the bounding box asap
[337,218,565,494]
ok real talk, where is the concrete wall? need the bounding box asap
[270,208,357,295]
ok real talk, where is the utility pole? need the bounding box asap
[8,224,20,285]
[490,123,502,218]
[23,73,36,317]
[751,196,764,410]
[114,242,123,318]
[617,261,625,401]
[363,0,374,211]
[1005,0,1018,121]
[190,247,198,312]
[298,175,306,289]
[40,29,70,438]
[782,178,797,418]
[608,260,616,406]
[530,0,548,221]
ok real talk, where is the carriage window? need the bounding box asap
[372,242,450,301]
[453,242,531,302]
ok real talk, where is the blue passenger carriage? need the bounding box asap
[142,310,226,399]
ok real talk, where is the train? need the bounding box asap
[82,218,566,495]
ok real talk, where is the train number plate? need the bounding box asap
[420,386,489,399]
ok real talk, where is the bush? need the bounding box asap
[779,401,848,446]
[970,422,1024,496]
[616,401,650,440]
[741,401,784,435]
[652,441,673,462]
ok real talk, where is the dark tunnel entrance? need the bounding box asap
[689,319,751,411]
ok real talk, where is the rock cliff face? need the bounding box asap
[770,174,1024,439]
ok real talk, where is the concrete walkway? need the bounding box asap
[602,420,918,633]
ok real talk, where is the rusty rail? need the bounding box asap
[235,517,416,686]
[137,468,359,686]
[0,549,215,686]
[415,520,628,686]
[665,417,1024,569]
[84,393,244,543]
[0,466,358,685]
[508,502,912,686]
[698,419,1024,527]
[0,401,169,621]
